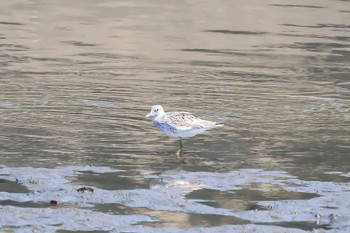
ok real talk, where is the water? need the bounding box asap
[1,0,350,232]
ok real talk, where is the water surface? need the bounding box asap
[1,0,350,232]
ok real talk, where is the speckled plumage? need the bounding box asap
[146,105,222,138]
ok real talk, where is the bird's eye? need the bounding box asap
[155,109,158,112]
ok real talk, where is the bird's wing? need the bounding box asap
[165,112,210,130]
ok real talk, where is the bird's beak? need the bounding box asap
[145,113,151,118]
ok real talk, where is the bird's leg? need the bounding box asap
[176,137,185,163]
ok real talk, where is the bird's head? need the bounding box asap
[146,105,164,118]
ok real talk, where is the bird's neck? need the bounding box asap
[153,112,165,121]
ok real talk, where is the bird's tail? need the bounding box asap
[216,122,224,127]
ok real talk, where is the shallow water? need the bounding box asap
[1,0,350,232]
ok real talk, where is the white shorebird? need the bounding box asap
[146,105,223,163]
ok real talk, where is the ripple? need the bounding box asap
[269,4,325,9]
[0,21,24,25]
[203,30,269,35]
[0,103,21,109]
[82,100,119,109]
[63,41,101,47]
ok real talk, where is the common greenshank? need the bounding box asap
[146,105,223,163]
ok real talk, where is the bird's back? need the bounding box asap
[151,109,223,138]
[166,111,220,130]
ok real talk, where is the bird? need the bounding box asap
[146,105,223,163]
